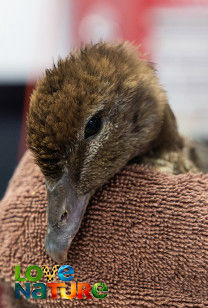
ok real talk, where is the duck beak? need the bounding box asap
[44,172,91,263]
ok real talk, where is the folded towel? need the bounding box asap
[0,150,208,307]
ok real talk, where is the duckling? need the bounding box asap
[27,41,207,263]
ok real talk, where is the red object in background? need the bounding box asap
[73,0,208,54]
[73,0,152,55]
[19,0,208,158]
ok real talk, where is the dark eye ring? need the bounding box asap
[84,113,102,139]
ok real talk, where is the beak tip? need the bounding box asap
[45,233,70,263]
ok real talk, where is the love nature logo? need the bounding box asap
[15,265,108,300]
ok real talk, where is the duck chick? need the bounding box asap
[27,41,205,263]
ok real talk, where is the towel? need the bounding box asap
[0,150,208,307]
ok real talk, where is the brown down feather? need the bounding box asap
[27,41,200,194]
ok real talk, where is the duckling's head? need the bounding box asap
[27,41,181,262]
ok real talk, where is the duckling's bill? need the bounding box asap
[45,171,91,263]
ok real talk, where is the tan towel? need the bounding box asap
[0,150,208,307]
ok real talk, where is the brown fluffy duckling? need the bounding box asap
[27,41,206,263]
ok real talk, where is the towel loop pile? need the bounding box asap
[0,150,208,307]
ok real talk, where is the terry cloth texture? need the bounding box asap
[0,150,208,307]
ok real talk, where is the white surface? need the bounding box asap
[152,7,208,138]
[0,0,72,83]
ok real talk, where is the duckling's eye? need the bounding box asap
[84,114,102,139]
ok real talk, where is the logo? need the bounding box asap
[15,265,108,300]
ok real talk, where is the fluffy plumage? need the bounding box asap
[26,41,205,262]
[27,42,187,185]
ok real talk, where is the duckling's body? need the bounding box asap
[27,41,207,262]
[134,137,200,174]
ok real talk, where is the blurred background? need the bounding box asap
[0,0,208,198]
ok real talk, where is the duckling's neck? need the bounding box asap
[127,104,200,174]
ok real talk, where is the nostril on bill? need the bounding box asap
[59,210,68,225]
